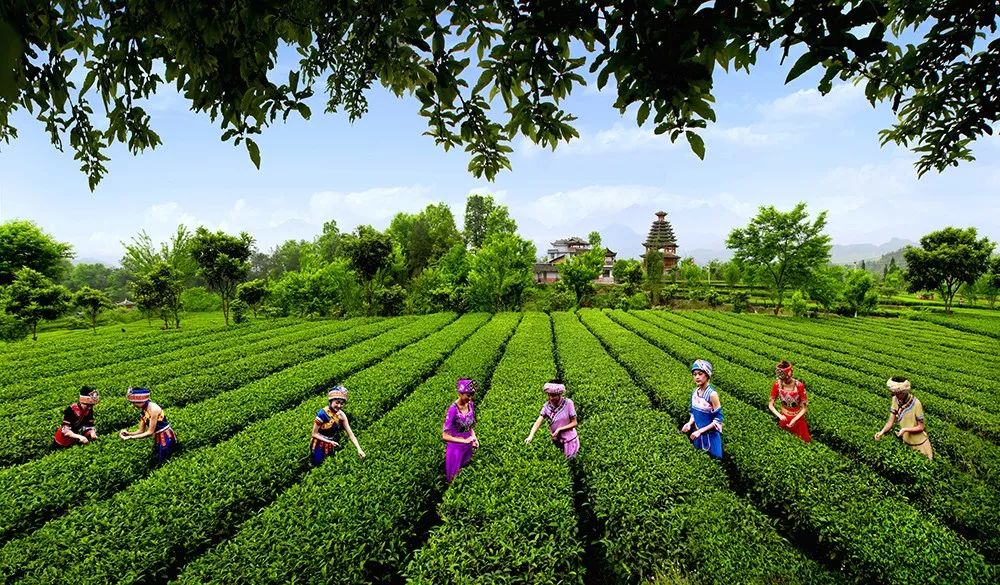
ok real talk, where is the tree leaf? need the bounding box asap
[685,131,705,160]
[785,51,820,84]
[246,138,261,169]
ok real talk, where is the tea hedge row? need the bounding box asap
[0,317,307,404]
[0,317,389,466]
[579,310,992,584]
[178,314,521,584]
[0,316,414,543]
[916,312,1000,340]
[0,318,303,387]
[0,316,256,369]
[551,312,841,585]
[0,313,480,583]
[407,312,585,585]
[828,316,1000,363]
[704,311,1000,409]
[643,311,1000,488]
[617,310,1000,561]
[674,311,1000,443]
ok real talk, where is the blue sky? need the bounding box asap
[1,44,998,266]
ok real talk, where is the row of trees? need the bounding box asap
[3,200,998,340]
[0,220,255,339]
[717,203,998,316]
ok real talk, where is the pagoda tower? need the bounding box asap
[643,211,680,270]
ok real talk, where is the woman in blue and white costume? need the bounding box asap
[680,359,724,459]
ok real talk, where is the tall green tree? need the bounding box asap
[121,225,198,286]
[726,202,832,315]
[4,2,995,188]
[678,257,704,285]
[977,257,1000,309]
[73,286,112,332]
[643,249,665,305]
[236,279,268,318]
[268,260,361,318]
[559,231,605,306]
[0,220,74,285]
[467,234,536,312]
[389,203,462,277]
[131,262,184,329]
[803,264,846,312]
[843,269,878,317]
[338,226,394,284]
[190,227,255,325]
[721,261,743,287]
[612,259,644,295]
[879,270,905,303]
[2,268,72,340]
[464,195,516,249]
[904,227,995,315]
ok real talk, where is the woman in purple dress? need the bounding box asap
[442,378,479,483]
[524,380,579,459]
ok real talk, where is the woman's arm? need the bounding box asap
[787,404,806,426]
[554,416,577,437]
[61,425,90,443]
[767,398,786,421]
[875,413,897,440]
[312,420,339,447]
[525,416,545,443]
[896,419,925,435]
[340,414,364,458]
[692,394,723,439]
[121,410,152,440]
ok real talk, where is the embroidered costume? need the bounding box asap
[311,405,344,465]
[890,394,933,460]
[770,378,811,442]
[443,379,477,483]
[690,384,724,458]
[53,399,98,447]
[127,387,178,463]
[540,382,579,459]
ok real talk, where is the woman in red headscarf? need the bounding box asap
[768,360,811,442]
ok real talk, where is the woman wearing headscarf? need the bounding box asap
[119,387,179,463]
[875,376,933,460]
[442,378,479,483]
[768,360,811,442]
[524,379,579,459]
[310,385,365,465]
[54,386,101,447]
[680,359,724,459]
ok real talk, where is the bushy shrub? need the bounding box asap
[180,286,222,312]
[729,291,750,313]
[524,284,575,312]
[0,313,28,341]
[626,291,650,310]
[105,307,145,324]
[789,290,808,317]
[705,288,722,308]
[230,299,249,323]
[370,284,406,316]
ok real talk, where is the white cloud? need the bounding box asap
[308,185,433,224]
[704,125,794,147]
[761,82,866,120]
[144,202,200,229]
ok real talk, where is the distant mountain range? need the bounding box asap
[682,238,914,266]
